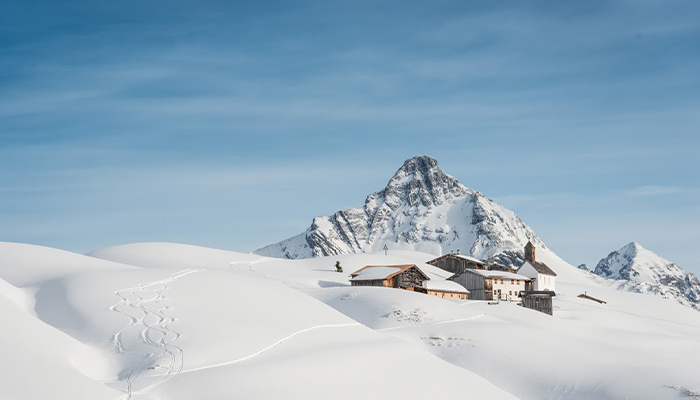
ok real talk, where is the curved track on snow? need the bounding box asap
[109,269,204,400]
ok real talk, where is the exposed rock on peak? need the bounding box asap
[594,242,700,311]
[255,155,545,267]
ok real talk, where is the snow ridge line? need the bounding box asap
[180,322,361,374]
[108,269,204,400]
[377,313,486,331]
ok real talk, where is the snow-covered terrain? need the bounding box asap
[255,155,544,267]
[2,240,699,400]
[593,242,700,311]
[0,242,520,400]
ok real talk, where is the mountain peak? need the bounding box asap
[378,155,470,209]
[255,155,544,266]
[396,155,439,173]
[593,243,700,311]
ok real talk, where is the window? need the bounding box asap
[500,279,504,284]
[509,291,512,295]
[511,279,514,285]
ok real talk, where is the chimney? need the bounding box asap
[450,250,454,255]
[456,249,461,255]
[524,241,535,263]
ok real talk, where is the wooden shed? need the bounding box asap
[427,251,487,275]
[520,291,556,315]
[350,264,430,291]
[449,269,533,301]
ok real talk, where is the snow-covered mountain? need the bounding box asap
[255,155,544,267]
[594,242,700,311]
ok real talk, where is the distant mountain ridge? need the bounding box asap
[255,155,544,267]
[594,242,700,311]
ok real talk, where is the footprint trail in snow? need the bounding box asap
[108,269,204,400]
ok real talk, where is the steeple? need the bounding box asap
[525,241,536,263]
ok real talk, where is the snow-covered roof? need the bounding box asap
[350,264,429,281]
[428,253,486,265]
[454,269,531,281]
[424,280,469,293]
[350,266,402,281]
[453,254,486,264]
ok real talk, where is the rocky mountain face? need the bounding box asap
[594,242,700,311]
[255,155,544,267]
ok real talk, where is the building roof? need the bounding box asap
[520,290,556,297]
[349,264,429,282]
[450,268,532,281]
[427,253,486,265]
[520,260,557,276]
[488,263,517,272]
[424,280,469,294]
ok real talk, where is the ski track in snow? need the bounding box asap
[180,322,361,374]
[108,269,204,400]
[108,261,358,398]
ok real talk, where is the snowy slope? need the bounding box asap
[594,242,700,311]
[0,241,520,400]
[93,242,700,400]
[255,155,544,267]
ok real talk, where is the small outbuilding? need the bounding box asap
[424,280,469,300]
[427,250,487,274]
[517,241,557,292]
[578,292,607,304]
[350,264,430,291]
[520,291,556,315]
[448,269,532,301]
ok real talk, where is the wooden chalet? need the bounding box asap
[350,264,430,291]
[427,250,487,275]
[424,280,469,300]
[448,269,533,301]
[520,291,556,315]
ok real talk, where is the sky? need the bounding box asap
[1,0,699,274]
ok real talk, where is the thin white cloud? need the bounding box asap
[620,186,700,197]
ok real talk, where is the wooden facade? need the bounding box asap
[427,253,486,275]
[426,289,468,300]
[520,291,556,315]
[350,264,430,290]
[449,269,533,301]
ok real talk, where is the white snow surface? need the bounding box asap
[2,240,699,400]
[350,266,404,281]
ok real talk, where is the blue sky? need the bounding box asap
[1,0,699,273]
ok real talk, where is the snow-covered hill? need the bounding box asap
[255,155,543,267]
[594,242,700,311]
[2,240,700,399]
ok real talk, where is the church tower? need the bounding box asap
[524,241,536,263]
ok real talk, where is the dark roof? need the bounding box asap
[350,264,430,282]
[578,293,606,304]
[427,253,486,265]
[523,260,557,276]
[519,290,556,297]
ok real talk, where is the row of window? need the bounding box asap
[493,279,521,285]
